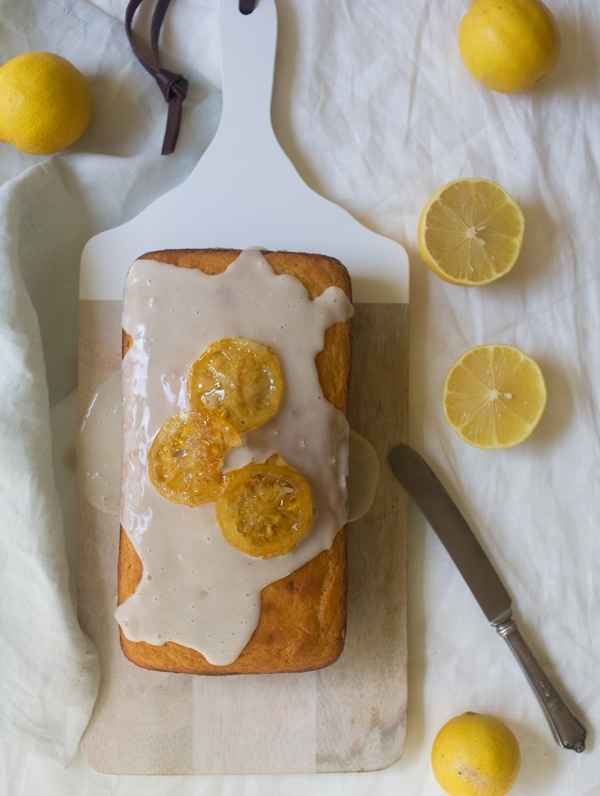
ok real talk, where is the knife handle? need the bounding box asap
[494,615,587,752]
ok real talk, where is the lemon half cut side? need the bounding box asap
[418,178,525,287]
[442,344,547,449]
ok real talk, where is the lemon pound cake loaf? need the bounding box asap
[116,248,353,674]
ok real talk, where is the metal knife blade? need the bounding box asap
[388,443,587,753]
[388,442,511,624]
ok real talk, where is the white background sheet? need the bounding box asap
[2,0,598,793]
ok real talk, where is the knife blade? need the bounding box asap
[388,443,587,753]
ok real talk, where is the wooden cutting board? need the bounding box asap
[77,297,408,775]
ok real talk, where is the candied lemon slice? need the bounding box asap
[148,410,241,506]
[187,337,283,433]
[216,462,313,558]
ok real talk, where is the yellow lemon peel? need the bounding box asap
[432,712,521,796]
[0,51,93,155]
[458,0,561,94]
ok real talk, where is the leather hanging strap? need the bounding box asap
[125,0,189,155]
[125,0,258,153]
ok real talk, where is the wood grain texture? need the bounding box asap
[77,300,408,774]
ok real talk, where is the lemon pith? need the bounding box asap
[418,178,525,286]
[442,344,547,449]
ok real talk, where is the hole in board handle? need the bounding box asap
[239,0,256,14]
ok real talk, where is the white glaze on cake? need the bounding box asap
[115,249,354,665]
[77,379,379,523]
[77,378,379,522]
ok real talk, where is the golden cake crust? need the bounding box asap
[118,248,352,674]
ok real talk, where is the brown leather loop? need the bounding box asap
[155,68,189,103]
[125,0,188,155]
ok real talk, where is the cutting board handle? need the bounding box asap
[218,0,278,139]
[80,0,409,303]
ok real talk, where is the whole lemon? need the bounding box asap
[431,712,521,796]
[0,51,93,155]
[458,0,561,93]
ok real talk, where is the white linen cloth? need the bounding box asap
[2,0,599,792]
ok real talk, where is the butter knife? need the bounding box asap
[388,443,587,752]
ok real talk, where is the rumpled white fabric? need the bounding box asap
[2,0,600,793]
[0,0,221,770]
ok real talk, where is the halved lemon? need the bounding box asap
[148,410,241,506]
[187,337,283,433]
[442,344,547,449]
[216,461,313,558]
[418,178,525,286]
